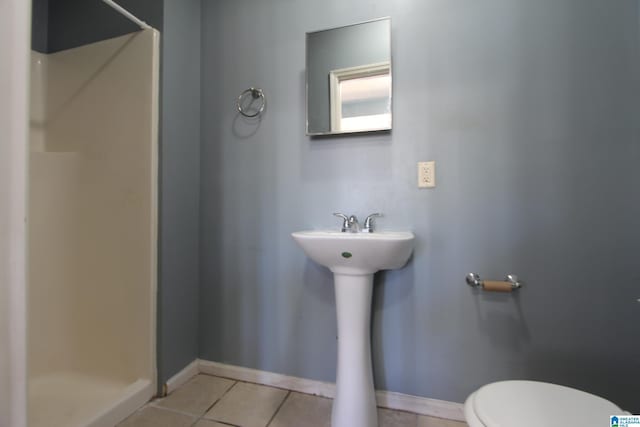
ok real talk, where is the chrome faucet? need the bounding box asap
[333,212,382,233]
[362,213,382,233]
[333,213,360,233]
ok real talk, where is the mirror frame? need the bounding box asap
[305,17,392,136]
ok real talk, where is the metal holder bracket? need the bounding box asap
[466,273,522,291]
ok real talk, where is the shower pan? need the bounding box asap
[27,24,159,427]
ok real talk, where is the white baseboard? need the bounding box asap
[198,359,336,399]
[375,389,465,421]
[197,359,465,422]
[163,359,199,396]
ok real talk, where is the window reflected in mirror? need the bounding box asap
[329,62,391,133]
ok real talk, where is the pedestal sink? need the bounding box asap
[291,230,415,427]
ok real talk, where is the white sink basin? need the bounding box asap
[292,229,414,427]
[291,230,414,275]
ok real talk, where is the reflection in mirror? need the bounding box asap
[329,62,391,133]
[306,18,391,136]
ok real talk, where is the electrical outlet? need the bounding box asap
[418,161,435,188]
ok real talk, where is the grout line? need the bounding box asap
[191,415,240,427]
[196,411,242,427]
[147,403,198,418]
[201,373,300,394]
[265,390,291,427]
[203,380,238,413]
[147,403,202,419]
[237,379,295,394]
[149,379,238,422]
[198,380,240,425]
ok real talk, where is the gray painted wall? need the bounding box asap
[200,0,640,412]
[31,0,49,53]
[158,0,201,386]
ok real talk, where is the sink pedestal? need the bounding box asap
[332,273,377,427]
[291,230,415,427]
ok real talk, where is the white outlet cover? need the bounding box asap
[418,161,435,188]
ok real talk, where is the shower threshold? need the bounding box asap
[29,372,152,427]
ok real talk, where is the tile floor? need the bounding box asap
[118,374,468,427]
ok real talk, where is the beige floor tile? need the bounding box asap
[117,406,195,427]
[154,374,235,416]
[269,392,332,427]
[378,407,418,427]
[204,382,288,427]
[417,414,468,427]
[193,419,230,427]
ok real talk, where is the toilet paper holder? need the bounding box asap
[466,273,522,292]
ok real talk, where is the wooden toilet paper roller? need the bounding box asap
[466,273,522,292]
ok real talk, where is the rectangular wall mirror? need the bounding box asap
[306,17,392,136]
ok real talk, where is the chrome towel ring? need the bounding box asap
[237,87,266,118]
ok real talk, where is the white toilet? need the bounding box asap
[465,380,626,426]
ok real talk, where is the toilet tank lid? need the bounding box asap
[473,380,624,427]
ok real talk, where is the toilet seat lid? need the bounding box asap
[473,380,623,427]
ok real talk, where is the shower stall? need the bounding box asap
[27,14,159,427]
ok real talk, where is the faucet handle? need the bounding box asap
[333,213,350,232]
[363,213,382,233]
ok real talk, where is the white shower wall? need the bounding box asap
[28,29,159,427]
